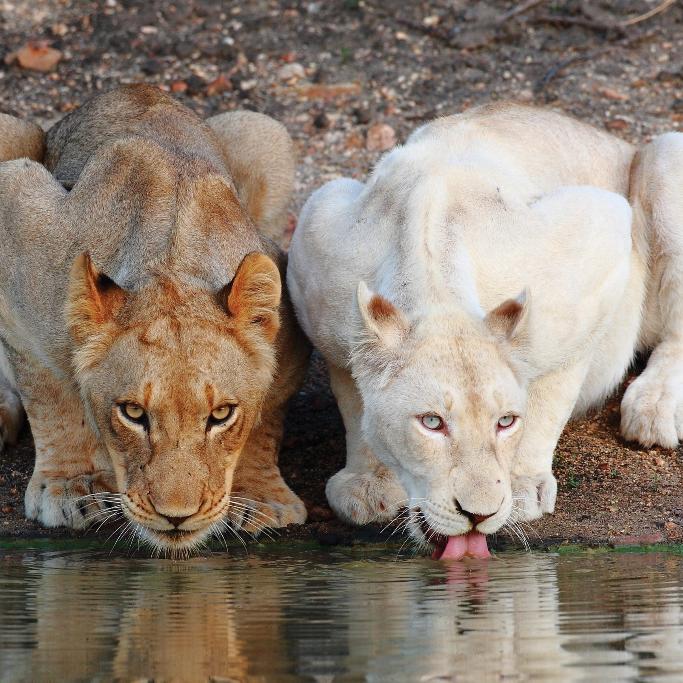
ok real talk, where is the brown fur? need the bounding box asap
[0,85,310,553]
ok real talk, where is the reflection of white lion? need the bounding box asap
[288,102,683,554]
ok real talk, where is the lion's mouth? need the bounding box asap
[420,520,492,561]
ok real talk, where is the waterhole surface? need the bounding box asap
[1,545,682,682]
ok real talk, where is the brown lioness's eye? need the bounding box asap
[119,403,148,427]
[207,405,235,430]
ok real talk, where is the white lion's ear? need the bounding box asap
[357,281,409,348]
[485,288,530,342]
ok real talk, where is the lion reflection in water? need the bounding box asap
[2,553,682,682]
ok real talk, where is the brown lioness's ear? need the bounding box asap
[225,252,281,343]
[485,289,530,342]
[67,252,127,345]
[357,281,409,349]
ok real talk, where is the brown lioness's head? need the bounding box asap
[67,251,281,553]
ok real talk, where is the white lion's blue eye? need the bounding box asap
[420,414,444,431]
[497,415,516,429]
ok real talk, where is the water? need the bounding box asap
[1,545,682,682]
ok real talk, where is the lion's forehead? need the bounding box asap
[399,337,521,412]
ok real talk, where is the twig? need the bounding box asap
[534,30,657,94]
[620,0,677,27]
[495,0,547,25]
[532,13,618,33]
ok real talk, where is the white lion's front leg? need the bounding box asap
[622,133,683,449]
[326,364,406,525]
[512,363,588,522]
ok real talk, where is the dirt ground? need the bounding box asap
[1,0,682,551]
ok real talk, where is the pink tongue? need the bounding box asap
[440,531,491,560]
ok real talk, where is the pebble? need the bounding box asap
[313,111,329,129]
[15,42,63,72]
[278,62,306,81]
[185,74,206,95]
[141,58,163,75]
[206,74,232,96]
[352,106,372,124]
[366,122,396,152]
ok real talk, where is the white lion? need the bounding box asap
[287,102,683,558]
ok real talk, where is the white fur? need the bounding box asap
[288,103,683,537]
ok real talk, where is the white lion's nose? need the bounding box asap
[454,498,496,524]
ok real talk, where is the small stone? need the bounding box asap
[672,98,683,113]
[170,80,188,93]
[297,82,361,101]
[605,118,629,132]
[175,41,195,59]
[141,58,163,75]
[206,74,232,96]
[351,107,370,124]
[1,505,13,514]
[50,22,68,37]
[185,74,205,95]
[313,111,329,129]
[598,86,628,101]
[308,505,334,522]
[278,62,305,81]
[366,122,396,152]
[609,532,665,547]
[16,41,62,72]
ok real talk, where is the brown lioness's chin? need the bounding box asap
[117,491,233,555]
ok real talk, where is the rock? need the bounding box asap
[175,41,195,59]
[605,118,629,132]
[297,82,361,101]
[308,505,334,522]
[609,532,665,547]
[595,86,628,101]
[672,98,683,113]
[366,122,396,152]
[352,106,372,124]
[206,74,232,96]
[170,80,188,93]
[312,111,329,129]
[278,62,305,81]
[15,41,62,72]
[141,57,163,75]
[185,74,206,95]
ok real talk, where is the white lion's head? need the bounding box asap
[352,282,534,558]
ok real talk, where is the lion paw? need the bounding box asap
[325,465,406,526]
[25,470,117,529]
[229,480,307,534]
[620,373,683,449]
[511,471,557,522]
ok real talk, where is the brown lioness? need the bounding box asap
[0,85,309,554]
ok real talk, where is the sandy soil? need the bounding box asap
[1,0,682,550]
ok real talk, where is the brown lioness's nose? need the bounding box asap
[164,515,191,528]
[454,499,495,525]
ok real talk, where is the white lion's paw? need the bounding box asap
[24,470,117,529]
[620,373,683,449]
[325,465,406,526]
[229,484,307,534]
[511,471,557,522]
